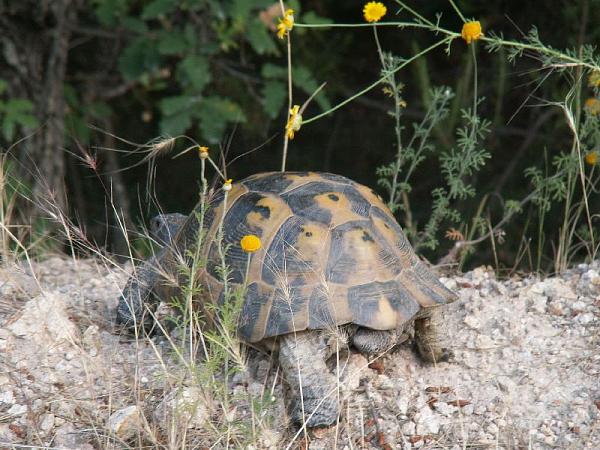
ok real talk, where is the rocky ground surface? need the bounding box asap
[0,256,598,449]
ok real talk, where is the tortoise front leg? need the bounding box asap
[278,331,339,428]
[413,306,451,363]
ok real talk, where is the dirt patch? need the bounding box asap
[0,257,598,448]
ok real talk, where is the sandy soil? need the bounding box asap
[0,256,598,449]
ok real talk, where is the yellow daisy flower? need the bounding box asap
[461,21,483,44]
[240,235,262,253]
[588,71,600,88]
[363,2,387,23]
[585,151,598,166]
[585,97,600,115]
[198,146,209,159]
[285,105,302,139]
[277,9,294,39]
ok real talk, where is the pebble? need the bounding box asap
[107,405,141,440]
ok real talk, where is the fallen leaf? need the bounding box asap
[368,360,385,374]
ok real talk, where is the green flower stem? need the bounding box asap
[295,22,600,72]
[302,37,453,125]
[447,0,467,23]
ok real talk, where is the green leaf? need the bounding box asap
[93,0,129,26]
[2,119,15,141]
[197,96,246,143]
[0,79,7,95]
[141,0,176,20]
[261,63,286,79]
[292,65,330,110]
[301,11,333,25]
[261,80,286,119]
[118,37,161,80]
[246,18,278,55]
[159,95,196,115]
[5,99,35,113]
[160,110,193,136]
[177,55,211,91]
[157,30,188,55]
[121,17,148,34]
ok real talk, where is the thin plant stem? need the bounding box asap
[303,37,452,125]
[447,0,466,22]
[280,0,293,172]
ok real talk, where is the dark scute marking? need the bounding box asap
[280,182,335,225]
[308,286,335,329]
[242,172,295,194]
[237,283,268,341]
[328,193,340,201]
[305,231,313,237]
[348,281,421,325]
[254,204,271,220]
[264,287,308,337]
[207,192,265,283]
[370,206,412,254]
[261,215,314,286]
[342,185,371,217]
[327,220,401,283]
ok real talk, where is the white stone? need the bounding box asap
[415,407,440,435]
[401,421,416,435]
[7,404,27,416]
[39,413,55,432]
[108,405,141,440]
[464,315,481,330]
[7,292,80,345]
[342,353,368,392]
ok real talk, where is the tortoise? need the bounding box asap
[117,171,457,427]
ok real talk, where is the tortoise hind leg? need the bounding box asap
[414,306,451,363]
[351,327,408,355]
[278,331,339,427]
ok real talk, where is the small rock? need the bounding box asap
[464,314,481,330]
[415,407,440,435]
[401,421,416,435]
[108,405,141,440]
[343,353,368,392]
[7,292,80,345]
[39,413,55,432]
[7,404,27,416]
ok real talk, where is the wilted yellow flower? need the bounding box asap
[240,235,261,253]
[223,179,233,191]
[585,97,600,115]
[285,105,302,139]
[588,71,600,88]
[461,21,483,44]
[363,2,386,23]
[277,9,294,39]
[198,146,209,159]
[585,151,598,166]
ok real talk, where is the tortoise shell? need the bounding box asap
[164,172,456,343]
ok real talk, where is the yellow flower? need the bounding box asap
[223,179,233,191]
[198,146,209,159]
[240,235,261,253]
[585,97,600,115]
[276,9,294,39]
[585,151,598,166]
[461,21,483,44]
[363,2,386,23]
[588,71,600,88]
[285,105,302,139]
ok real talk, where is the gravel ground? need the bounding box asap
[0,256,598,449]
